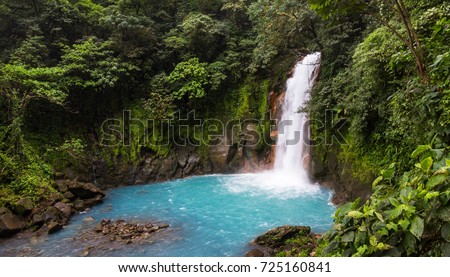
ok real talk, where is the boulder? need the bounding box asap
[15,197,33,216]
[54,202,72,219]
[72,199,85,211]
[47,221,63,234]
[68,182,105,199]
[55,180,69,193]
[254,226,311,249]
[43,206,63,222]
[245,249,265,257]
[0,207,12,215]
[31,213,44,227]
[83,216,95,223]
[63,191,75,200]
[83,195,104,208]
[0,214,25,237]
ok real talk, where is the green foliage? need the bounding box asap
[9,35,50,68]
[169,58,209,100]
[322,145,450,257]
[165,12,227,61]
[0,64,67,105]
[61,37,138,90]
[142,74,175,120]
[168,58,226,101]
[247,0,321,73]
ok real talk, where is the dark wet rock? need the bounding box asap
[68,182,105,200]
[47,221,63,234]
[85,145,215,190]
[184,154,201,175]
[158,157,177,180]
[72,199,85,211]
[43,206,63,222]
[310,147,372,205]
[83,216,95,223]
[0,207,12,215]
[248,226,319,257]
[92,219,169,244]
[54,171,65,180]
[245,249,265,257]
[83,195,103,208]
[0,214,26,237]
[254,226,311,249]
[63,191,75,200]
[49,193,64,203]
[178,155,188,169]
[15,197,33,216]
[31,213,44,227]
[55,180,69,193]
[54,202,72,219]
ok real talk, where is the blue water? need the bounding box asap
[0,174,335,257]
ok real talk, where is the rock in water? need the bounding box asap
[245,249,265,257]
[254,226,311,248]
[249,226,320,257]
[47,221,63,234]
[54,202,72,219]
[0,214,26,237]
[43,206,63,222]
[68,181,106,199]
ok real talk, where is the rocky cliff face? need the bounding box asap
[310,146,372,205]
[61,145,213,190]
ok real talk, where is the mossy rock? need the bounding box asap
[254,226,311,249]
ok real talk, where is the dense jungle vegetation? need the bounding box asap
[0,0,449,256]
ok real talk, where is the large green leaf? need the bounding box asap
[442,243,450,257]
[381,168,395,179]
[348,211,364,219]
[375,212,384,223]
[426,174,448,189]
[438,207,450,222]
[389,206,403,220]
[404,232,416,256]
[398,219,410,231]
[342,231,355,243]
[411,145,431,158]
[420,157,433,173]
[322,241,338,255]
[386,222,398,231]
[354,231,367,247]
[442,223,450,242]
[410,216,424,240]
[369,235,378,247]
[389,198,400,207]
[372,176,383,188]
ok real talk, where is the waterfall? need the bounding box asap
[222,53,322,195]
[274,53,321,182]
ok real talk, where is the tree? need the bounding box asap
[247,0,321,72]
[308,0,429,81]
[168,58,226,101]
[61,36,137,90]
[164,12,228,62]
[0,63,67,160]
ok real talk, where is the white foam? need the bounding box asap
[221,172,321,199]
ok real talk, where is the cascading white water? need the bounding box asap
[274,52,321,182]
[223,53,322,196]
